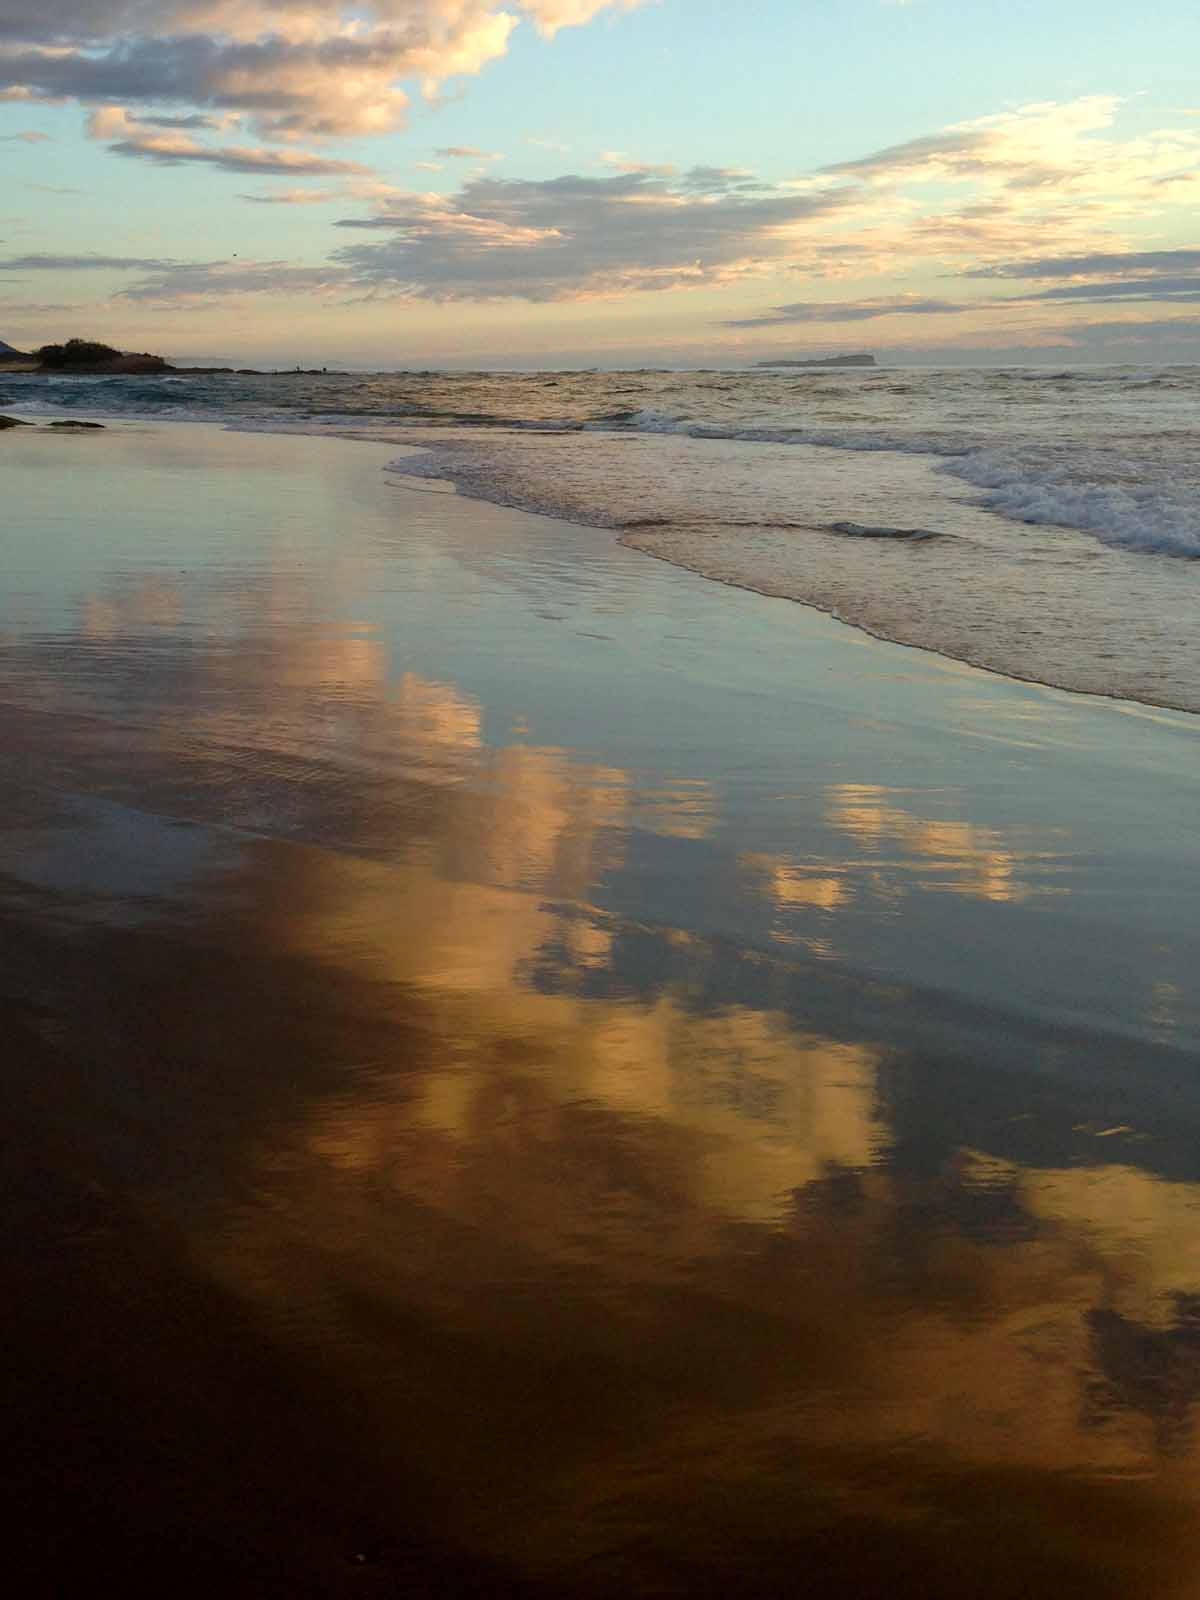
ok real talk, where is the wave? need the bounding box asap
[987,366,1196,384]
[6,368,1197,562]
[945,450,1200,559]
[581,407,974,454]
[573,410,1200,560]
[824,521,942,542]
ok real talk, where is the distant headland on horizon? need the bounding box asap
[0,337,178,374]
[754,353,877,368]
[1,339,887,376]
[0,336,312,376]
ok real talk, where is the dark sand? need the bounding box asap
[2,422,1199,1596]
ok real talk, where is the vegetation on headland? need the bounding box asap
[0,335,175,372]
[34,338,172,373]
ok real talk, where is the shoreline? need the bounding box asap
[3,418,1200,1592]
[376,426,1200,720]
[6,404,1199,720]
[617,524,1200,722]
[2,418,1195,1040]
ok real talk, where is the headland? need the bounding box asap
[755,352,877,368]
[0,334,330,376]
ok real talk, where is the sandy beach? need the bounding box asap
[3,420,1200,1596]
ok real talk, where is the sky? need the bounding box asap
[1,0,1198,367]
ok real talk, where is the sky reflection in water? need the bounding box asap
[2,424,1200,1594]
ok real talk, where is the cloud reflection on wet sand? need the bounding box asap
[2,481,1200,1592]
[10,818,1200,1595]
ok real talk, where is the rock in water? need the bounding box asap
[48,419,106,429]
[0,415,33,428]
[826,520,940,541]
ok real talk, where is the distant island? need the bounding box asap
[755,353,877,369]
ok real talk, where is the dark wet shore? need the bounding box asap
[2,423,1199,1596]
[4,850,1194,1599]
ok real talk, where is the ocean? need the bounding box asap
[4,362,1198,710]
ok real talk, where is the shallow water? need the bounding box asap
[4,361,1199,710]
[390,424,1200,712]
[2,422,1200,1594]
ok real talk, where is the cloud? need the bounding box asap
[6,87,1192,365]
[720,284,1200,341]
[0,298,80,314]
[319,99,1200,312]
[136,112,223,130]
[93,95,1172,326]
[968,248,1200,280]
[117,260,351,302]
[0,252,177,270]
[110,136,369,175]
[955,247,1200,310]
[600,151,677,176]
[879,316,1200,364]
[0,247,356,306]
[1059,315,1200,343]
[331,169,850,301]
[88,105,369,174]
[834,97,1200,208]
[822,129,995,182]
[723,296,972,327]
[1027,277,1200,304]
[237,188,344,205]
[0,129,49,142]
[521,0,644,35]
[722,265,1200,331]
[679,165,759,192]
[821,98,1142,189]
[595,155,760,190]
[733,99,1200,322]
[0,2,646,139]
[435,145,501,160]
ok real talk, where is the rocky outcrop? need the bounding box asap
[825,520,939,541]
[33,339,172,374]
[2,416,106,431]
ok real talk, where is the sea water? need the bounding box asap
[4,362,1198,710]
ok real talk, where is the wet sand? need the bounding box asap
[2,422,1200,1596]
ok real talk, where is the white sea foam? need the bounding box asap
[386,421,1200,712]
[943,448,1200,558]
[577,410,1200,560]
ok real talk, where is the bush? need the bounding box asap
[35,339,124,367]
